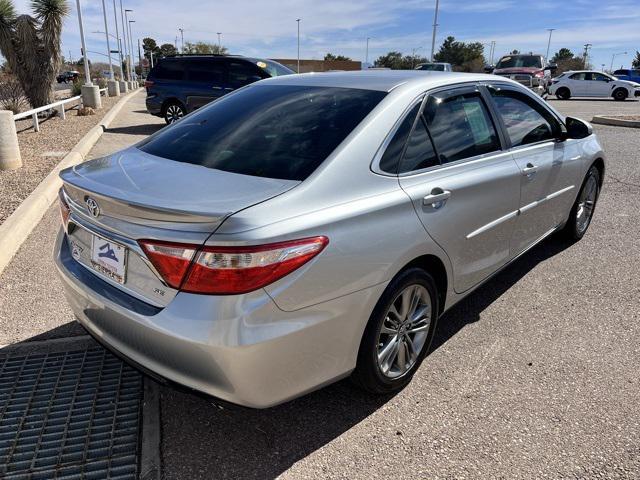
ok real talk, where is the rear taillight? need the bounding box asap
[139,236,329,295]
[58,188,70,231]
[144,80,154,88]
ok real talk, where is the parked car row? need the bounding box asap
[549,70,640,101]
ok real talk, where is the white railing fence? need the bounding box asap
[13,95,83,132]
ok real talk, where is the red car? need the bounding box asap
[486,54,557,96]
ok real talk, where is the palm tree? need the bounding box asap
[0,0,69,108]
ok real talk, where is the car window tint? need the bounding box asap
[398,115,438,173]
[489,88,556,147]
[228,61,264,88]
[188,59,224,83]
[592,73,610,82]
[379,103,420,174]
[570,72,586,80]
[138,85,386,181]
[423,91,500,164]
[152,59,184,81]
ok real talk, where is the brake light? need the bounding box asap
[139,236,329,295]
[144,80,154,88]
[58,188,70,231]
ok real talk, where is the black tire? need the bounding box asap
[562,165,601,241]
[613,88,628,101]
[351,268,439,394]
[163,100,186,124]
[556,87,571,100]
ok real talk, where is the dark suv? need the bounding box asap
[145,55,294,123]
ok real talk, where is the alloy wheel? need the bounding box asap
[165,104,184,123]
[576,174,598,234]
[377,284,431,379]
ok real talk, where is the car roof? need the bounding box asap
[256,70,498,92]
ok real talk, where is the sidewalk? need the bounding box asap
[0,91,163,346]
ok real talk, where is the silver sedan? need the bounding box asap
[54,70,604,408]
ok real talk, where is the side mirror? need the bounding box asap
[484,64,495,73]
[563,117,592,140]
[545,63,558,72]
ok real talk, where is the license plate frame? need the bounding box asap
[89,232,128,284]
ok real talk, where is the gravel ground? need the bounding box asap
[0,94,119,224]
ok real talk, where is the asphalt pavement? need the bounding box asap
[0,94,638,479]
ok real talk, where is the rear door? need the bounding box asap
[567,72,588,96]
[396,85,521,293]
[184,57,227,112]
[485,84,578,255]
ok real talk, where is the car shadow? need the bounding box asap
[159,233,576,479]
[105,124,165,136]
[548,98,639,103]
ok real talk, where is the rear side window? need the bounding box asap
[613,70,628,76]
[379,103,420,174]
[228,61,264,89]
[570,72,587,80]
[138,85,386,181]
[188,59,225,83]
[151,58,184,81]
[398,115,438,173]
[488,87,557,146]
[423,91,500,164]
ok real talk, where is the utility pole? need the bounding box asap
[296,19,301,73]
[430,0,440,62]
[365,37,370,68]
[112,0,124,80]
[179,28,184,53]
[217,32,221,49]
[119,1,130,81]
[100,0,114,79]
[582,43,592,69]
[490,40,496,64]
[75,0,92,85]
[545,28,555,60]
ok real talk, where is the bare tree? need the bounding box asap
[0,0,69,108]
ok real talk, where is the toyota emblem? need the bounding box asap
[85,197,100,218]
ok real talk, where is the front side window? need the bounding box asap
[591,73,612,82]
[228,61,265,89]
[138,85,386,181]
[257,59,294,77]
[488,88,557,147]
[423,91,500,164]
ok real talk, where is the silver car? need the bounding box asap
[55,71,604,408]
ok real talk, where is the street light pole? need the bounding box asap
[430,0,440,62]
[296,18,301,73]
[365,37,370,68]
[217,32,221,49]
[610,51,627,71]
[112,0,124,80]
[100,0,114,80]
[490,40,496,64]
[128,19,136,80]
[75,0,92,85]
[545,28,555,60]
[120,1,130,81]
[179,28,184,53]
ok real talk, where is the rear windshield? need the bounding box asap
[138,85,386,181]
[495,55,543,69]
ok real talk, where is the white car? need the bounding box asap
[549,70,640,101]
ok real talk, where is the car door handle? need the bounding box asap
[422,189,451,208]
[212,86,222,90]
[522,163,538,176]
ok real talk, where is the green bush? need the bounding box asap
[71,80,82,96]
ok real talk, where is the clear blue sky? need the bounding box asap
[7,0,640,70]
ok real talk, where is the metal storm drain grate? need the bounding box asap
[0,346,143,479]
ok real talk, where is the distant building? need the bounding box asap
[272,59,362,73]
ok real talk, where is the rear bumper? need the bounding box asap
[145,94,163,116]
[54,229,384,408]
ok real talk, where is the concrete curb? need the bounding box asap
[592,115,640,128]
[0,88,143,276]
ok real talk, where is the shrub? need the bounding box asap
[0,74,28,114]
[71,80,82,96]
[96,77,107,89]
